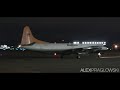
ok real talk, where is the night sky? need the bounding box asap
[0,17,120,46]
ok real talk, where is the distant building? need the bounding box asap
[0,45,10,50]
[82,41,106,45]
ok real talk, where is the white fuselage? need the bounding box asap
[22,43,107,51]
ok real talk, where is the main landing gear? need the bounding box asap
[77,53,81,59]
[60,53,81,59]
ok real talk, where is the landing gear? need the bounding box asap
[97,52,101,58]
[77,53,81,59]
[77,55,81,59]
[60,53,81,59]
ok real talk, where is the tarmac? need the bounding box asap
[0,50,120,73]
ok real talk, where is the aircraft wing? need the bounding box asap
[62,46,104,55]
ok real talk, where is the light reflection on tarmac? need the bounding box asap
[100,56,120,58]
[0,55,120,73]
[0,50,120,73]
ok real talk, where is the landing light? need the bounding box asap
[54,53,57,56]
[18,45,21,48]
[114,45,118,49]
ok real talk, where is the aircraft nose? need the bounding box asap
[102,47,108,50]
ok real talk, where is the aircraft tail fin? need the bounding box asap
[21,26,47,45]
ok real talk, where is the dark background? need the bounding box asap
[0,17,120,47]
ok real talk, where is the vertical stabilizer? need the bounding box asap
[21,26,47,45]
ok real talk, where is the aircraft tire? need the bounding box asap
[77,55,81,59]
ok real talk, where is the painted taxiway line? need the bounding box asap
[100,56,120,58]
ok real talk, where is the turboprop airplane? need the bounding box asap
[19,26,108,58]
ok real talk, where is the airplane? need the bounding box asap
[19,26,108,58]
